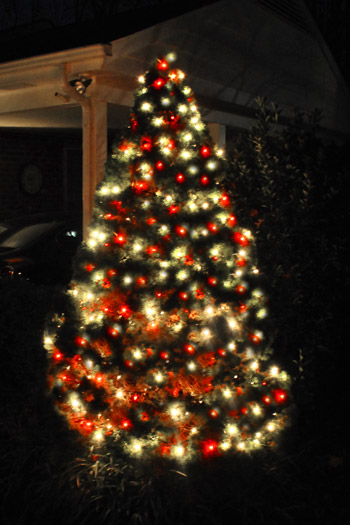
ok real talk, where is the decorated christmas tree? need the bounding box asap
[45,54,290,462]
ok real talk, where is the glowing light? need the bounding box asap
[270,366,279,377]
[161,97,171,106]
[175,445,185,457]
[226,425,238,438]
[141,102,152,112]
[94,430,104,442]
[178,104,188,113]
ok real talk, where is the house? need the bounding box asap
[1,0,349,237]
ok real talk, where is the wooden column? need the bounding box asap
[82,99,107,239]
[208,122,226,147]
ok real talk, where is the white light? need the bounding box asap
[221,441,231,450]
[138,75,145,83]
[223,388,232,398]
[237,442,245,450]
[94,431,104,442]
[124,276,132,284]
[188,165,198,174]
[178,104,188,114]
[153,117,164,126]
[161,97,171,106]
[155,372,163,383]
[181,150,191,160]
[270,366,279,377]
[227,424,238,436]
[166,52,176,62]
[251,360,259,370]
[202,202,209,209]
[44,336,53,347]
[205,306,214,315]
[183,86,191,95]
[133,349,142,360]
[133,441,142,452]
[206,161,216,170]
[253,405,262,416]
[175,445,185,457]
[141,102,152,111]
[228,318,238,330]
[188,361,196,371]
[116,390,124,399]
[202,328,211,338]
[267,423,275,432]
[112,185,120,193]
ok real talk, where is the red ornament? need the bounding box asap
[236,257,247,267]
[153,78,166,89]
[136,276,147,286]
[195,288,205,299]
[133,180,148,194]
[200,175,210,186]
[200,145,211,158]
[168,204,179,214]
[202,439,219,456]
[208,276,217,286]
[207,222,219,233]
[121,418,132,429]
[156,160,165,171]
[75,336,87,347]
[227,214,237,227]
[107,326,119,337]
[53,350,63,361]
[272,389,288,404]
[179,291,189,300]
[175,225,187,237]
[262,395,272,405]
[220,193,230,207]
[235,284,246,295]
[217,348,226,357]
[209,409,218,418]
[160,350,169,360]
[176,172,185,183]
[184,343,195,355]
[249,333,261,344]
[146,245,159,255]
[157,59,169,70]
[85,264,96,272]
[119,304,132,319]
[146,217,157,225]
[114,233,127,246]
[232,231,249,246]
[141,136,152,151]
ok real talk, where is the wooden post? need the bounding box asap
[208,123,226,147]
[82,99,107,239]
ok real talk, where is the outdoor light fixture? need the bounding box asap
[69,76,92,95]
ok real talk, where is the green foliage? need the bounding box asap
[226,98,348,434]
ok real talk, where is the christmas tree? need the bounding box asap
[45,53,290,462]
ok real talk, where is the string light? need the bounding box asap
[45,54,291,464]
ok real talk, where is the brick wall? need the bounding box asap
[0,129,82,222]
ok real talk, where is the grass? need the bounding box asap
[0,278,348,525]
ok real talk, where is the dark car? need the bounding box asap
[0,215,82,284]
